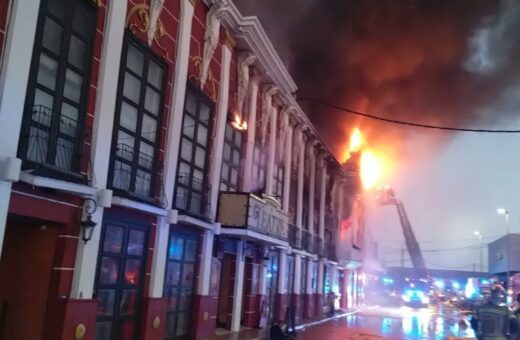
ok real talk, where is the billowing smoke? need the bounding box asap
[234,0,520,160]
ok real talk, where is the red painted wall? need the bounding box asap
[0,0,9,61]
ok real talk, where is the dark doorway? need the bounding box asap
[163,230,199,339]
[0,219,58,340]
[94,220,149,340]
[217,253,234,329]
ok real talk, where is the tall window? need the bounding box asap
[251,144,267,193]
[220,122,243,192]
[273,163,284,199]
[19,0,96,180]
[174,87,212,217]
[109,35,166,203]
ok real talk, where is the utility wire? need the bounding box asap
[298,97,520,133]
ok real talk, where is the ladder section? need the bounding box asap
[394,200,427,275]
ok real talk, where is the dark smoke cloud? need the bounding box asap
[234,0,520,159]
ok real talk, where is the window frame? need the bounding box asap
[108,31,168,204]
[18,0,97,182]
[173,84,214,218]
[219,120,244,192]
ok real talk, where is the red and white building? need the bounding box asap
[0,0,369,339]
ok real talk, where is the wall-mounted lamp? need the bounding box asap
[80,198,97,243]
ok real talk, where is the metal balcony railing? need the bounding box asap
[313,235,320,255]
[19,105,91,183]
[111,143,167,207]
[327,242,337,261]
[288,223,301,249]
[175,172,211,220]
[301,230,312,253]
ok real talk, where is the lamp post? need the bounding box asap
[474,231,483,272]
[497,208,510,235]
[497,208,510,287]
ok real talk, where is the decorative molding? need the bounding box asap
[222,29,236,49]
[200,1,226,90]
[148,0,165,46]
[278,106,296,163]
[261,85,279,145]
[235,52,256,118]
[188,0,198,6]
[126,4,169,57]
[189,55,218,101]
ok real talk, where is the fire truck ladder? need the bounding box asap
[379,188,427,277]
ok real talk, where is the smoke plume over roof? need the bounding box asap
[234,0,520,159]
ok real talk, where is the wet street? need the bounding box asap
[296,305,475,339]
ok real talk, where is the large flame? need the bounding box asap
[342,127,392,190]
[360,149,382,190]
[231,114,247,130]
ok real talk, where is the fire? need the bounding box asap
[349,127,363,152]
[342,127,392,190]
[231,114,247,130]
[360,149,382,190]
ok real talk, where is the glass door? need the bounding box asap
[94,222,148,340]
[164,231,199,339]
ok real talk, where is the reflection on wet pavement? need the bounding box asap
[344,305,475,339]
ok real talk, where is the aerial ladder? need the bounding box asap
[377,186,428,278]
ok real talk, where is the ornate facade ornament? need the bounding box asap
[292,126,303,168]
[277,106,296,163]
[200,2,225,90]
[148,0,165,46]
[236,53,256,116]
[126,3,168,57]
[261,85,279,145]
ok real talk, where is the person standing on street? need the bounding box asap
[471,286,516,340]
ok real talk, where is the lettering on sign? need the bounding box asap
[248,197,288,240]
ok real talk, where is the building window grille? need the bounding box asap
[252,144,267,192]
[174,86,212,218]
[18,0,96,182]
[220,122,243,192]
[109,34,167,204]
[273,163,284,199]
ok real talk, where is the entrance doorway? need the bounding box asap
[217,253,234,329]
[265,251,279,324]
[0,219,58,340]
[94,220,149,340]
[163,230,199,339]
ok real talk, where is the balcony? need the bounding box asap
[288,223,301,249]
[175,172,211,220]
[313,235,321,254]
[111,143,167,207]
[301,230,312,253]
[217,193,289,242]
[18,105,91,183]
[326,242,337,261]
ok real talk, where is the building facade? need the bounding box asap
[0,0,367,339]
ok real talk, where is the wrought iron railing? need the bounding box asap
[288,223,301,248]
[19,105,91,183]
[175,172,211,220]
[301,230,312,253]
[313,235,320,255]
[111,143,167,207]
[326,242,337,261]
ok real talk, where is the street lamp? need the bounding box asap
[474,231,483,272]
[497,208,510,235]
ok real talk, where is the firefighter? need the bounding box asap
[471,285,517,340]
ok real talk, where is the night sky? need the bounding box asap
[234,0,520,271]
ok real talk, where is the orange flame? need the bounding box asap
[341,127,391,190]
[231,114,248,130]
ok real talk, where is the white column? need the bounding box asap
[317,259,325,295]
[306,259,313,294]
[319,158,327,241]
[148,0,195,298]
[296,130,304,229]
[208,42,232,218]
[278,249,287,294]
[71,0,127,299]
[282,121,293,213]
[162,0,195,204]
[242,78,259,191]
[0,0,41,258]
[197,228,215,295]
[307,146,316,234]
[231,240,245,332]
[265,108,278,196]
[294,254,302,294]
